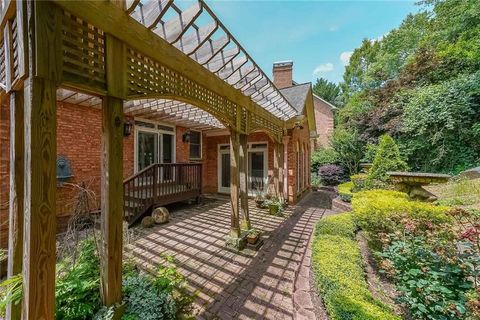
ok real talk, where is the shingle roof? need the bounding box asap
[279,83,311,114]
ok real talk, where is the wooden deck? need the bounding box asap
[124,163,202,226]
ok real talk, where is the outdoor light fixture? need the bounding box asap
[294,122,304,130]
[182,130,191,143]
[123,120,133,137]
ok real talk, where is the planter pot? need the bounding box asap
[246,234,259,245]
[255,199,265,208]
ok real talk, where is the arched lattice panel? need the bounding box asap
[249,113,283,142]
[126,46,240,129]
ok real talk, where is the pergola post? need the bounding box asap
[100,32,126,308]
[6,90,24,320]
[239,133,251,230]
[274,142,285,201]
[21,2,60,318]
[283,136,290,202]
[229,129,241,238]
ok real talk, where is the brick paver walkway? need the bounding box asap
[127,192,332,319]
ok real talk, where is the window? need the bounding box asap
[189,130,202,159]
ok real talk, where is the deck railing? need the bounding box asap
[123,163,202,226]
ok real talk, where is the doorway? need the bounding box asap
[135,120,175,173]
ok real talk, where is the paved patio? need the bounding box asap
[126,192,333,319]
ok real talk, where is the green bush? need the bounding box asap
[314,213,356,239]
[367,135,408,187]
[330,128,365,176]
[352,189,451,248]
[351,173,368,192]
[312,214,399,320]
[311,148,339,173]
[56,239,102,320]
[337,181,354,202]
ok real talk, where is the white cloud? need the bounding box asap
[328,26,338,32]
[313,63,334,77]
[340,51,353,66]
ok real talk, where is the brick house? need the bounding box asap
[0,61,324,250]
[313,94,336,149]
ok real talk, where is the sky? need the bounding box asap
[203,0,420,84]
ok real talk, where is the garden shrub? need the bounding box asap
[337,181,354,202]
[312,214,399,320]
[318,164,344,186]
[311,147,339,173]
[352,190,451,248]
[366,135,408,188]
[56,239,102,320]
[351,173,368,192]
[380,234,473,320]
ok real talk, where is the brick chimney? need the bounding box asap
[273,60,293,89]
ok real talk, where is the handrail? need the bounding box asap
[123,162,202,226]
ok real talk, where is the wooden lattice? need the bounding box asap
[61,10,106,92]
[126,47,237,128]
[250,113,283,140]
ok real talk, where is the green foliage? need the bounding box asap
[314,213,356,239]
[311,214,399,320]
[380,235,472,319]
[367,135,408,186]
[313,78,342,106]
[362,143,378,163]
[311,147,338,173]
[56,239,102,320]
[0,274,23,317]
[337,181,354,202]
[122,274,176,320]
[338,0,480,173]
[351,173,368,192]
[352,189,451,248]
[330,128,364,175]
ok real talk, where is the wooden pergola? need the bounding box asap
[0,0,297,318]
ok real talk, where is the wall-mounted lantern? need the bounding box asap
[124,119,133,137]
[182,130,191,143]
[294,122,304,130]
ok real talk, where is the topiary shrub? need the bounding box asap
[311,214,400,320]
[318,164,345,186]
[367,135,408,188]
[337,181,354,202]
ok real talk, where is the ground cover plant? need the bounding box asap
[1,238,194,320]
[311,213,400,320]
[351,190,480,319]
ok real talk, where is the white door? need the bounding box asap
[218,145,231,193]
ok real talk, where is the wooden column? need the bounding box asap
[22,2,60,318]
[6,90,24,320]
[229,129,241,238]
[273,142,280,198]
[239,133,250,230]
[100,32,126,306]
[274,142,285,202]
[283,136,290,202]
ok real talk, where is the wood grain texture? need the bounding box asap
[105,34,126,99]
[229,129,240,238]
[6,90,24,320]
[22,76,57,320]
[14,0,28,84]
[4,19,13,91]
[239,133,250,229]
[100,95,124,306]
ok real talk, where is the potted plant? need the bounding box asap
[264,197,285,216]
[246,228,261,245]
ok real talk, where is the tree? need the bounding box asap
[367,135,408,185]
[312,78,341,106]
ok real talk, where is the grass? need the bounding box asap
[311,214,400,320]
[426,178,480,210]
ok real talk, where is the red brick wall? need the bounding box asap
[286,124,311,203]
[0,100,9,249]
[175,126,190,163]
[313,97,334,149]
[272,63,293,89]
